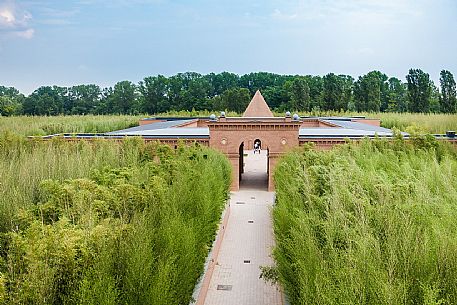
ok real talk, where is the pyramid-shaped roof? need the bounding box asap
[243,90,274,117]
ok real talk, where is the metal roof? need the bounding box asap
[299,128,393,138]
[105,119,194,135]
[106,127,210,138]
[321,119,393,133]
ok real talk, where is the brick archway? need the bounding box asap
[208,120,300,191]
[237,137,270,189]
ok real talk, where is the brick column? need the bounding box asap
[228,154,240,191]
[267,153,281,192]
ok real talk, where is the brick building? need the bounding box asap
[105,90,398,191]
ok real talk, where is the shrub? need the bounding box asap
[273,137,457,304]
[0,137,230,304]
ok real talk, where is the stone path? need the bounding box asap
[200,150,283,305]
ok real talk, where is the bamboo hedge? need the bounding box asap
[273,135,457,304]
[0,135,231,304]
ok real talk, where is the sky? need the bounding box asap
[0,0,456,94]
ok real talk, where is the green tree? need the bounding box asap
[166,72,206,111]
[139,75,169,114]
[0,86,23,115]
[439,70,457,113]
[307,76,324,110]
[220,87,250,113]
[322,73,352,111]
[23,86,65,115]
[204,72,239,96]
[109,81,138,114]
[0,96,20,116]
[386,77,407,112]
[322,73,339,111]
[167,75,185,111]
[430,84,441,113]
[406,69,433,113]
[353,71,388,112]
[262,85,289,110]
[286,77,310,111]
[185,77,212,110]
[239,72,292,95]
[340,75,354,111]
[68,84,101,114]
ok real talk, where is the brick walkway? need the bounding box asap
[200,151,283,305]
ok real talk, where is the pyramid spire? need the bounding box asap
[242,90,274,117]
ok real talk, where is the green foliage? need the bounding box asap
[440,70,457,113]
[273,138,457,305]
[407,69,433,113]
[284,77,311,111]
[354,71,388,112]
[0,136,231,304]
[290,111,457,134]
[0,115,141,136]
[139,75,169,114]
[216,87,251,113]
[0,86,24,117]
[322,73,354,111]
[3,70,457,115]
[386,77,408,112]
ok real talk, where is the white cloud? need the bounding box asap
[271,8,297,21]
[16,28,34,39]
[270,0,424,24]
[0,8,15,24]
[0,0,34,39]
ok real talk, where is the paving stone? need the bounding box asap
[203,151,283,305]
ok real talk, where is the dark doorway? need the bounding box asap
[239,142,244,182]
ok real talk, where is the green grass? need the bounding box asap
[295,111,457,134]
[0,135,231,304]
[1,112,456,138]
[368,112,457,134]
[0,115,143,136]
[273,136,457,305]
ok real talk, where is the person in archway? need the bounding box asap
[254,142,260,154]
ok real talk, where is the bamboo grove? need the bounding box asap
[0,133,231,304]
[272,135,457,304]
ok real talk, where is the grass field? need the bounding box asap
[272,137,457,304]
[366,112,457,134]
[296,111,457,134]
[1,112,455,137]
[0,115,143,136]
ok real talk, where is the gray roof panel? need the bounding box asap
[105,119,194,135]
[107,127,210,138]
[299,128,393,138]
[321,120,393,133]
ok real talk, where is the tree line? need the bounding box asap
[0,69,456,116]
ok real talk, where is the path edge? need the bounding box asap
[193,196,231,305]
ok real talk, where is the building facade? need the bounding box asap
[105,91,398,191]
[37,91,456,191]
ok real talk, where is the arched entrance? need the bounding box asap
[238,138,268,190]
[207,116,301,191]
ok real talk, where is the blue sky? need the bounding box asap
[1,0,456,94]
